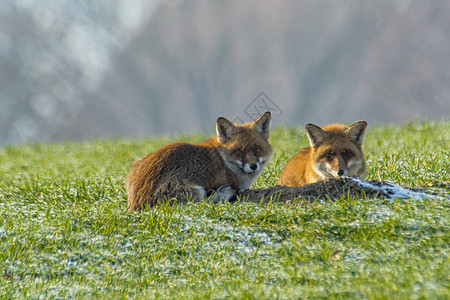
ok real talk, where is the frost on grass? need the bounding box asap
[347,206,395,228]
[344,249,368,262]
[366,206,395,223]
[176,215,282,257]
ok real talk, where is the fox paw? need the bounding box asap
[209,185,237,204]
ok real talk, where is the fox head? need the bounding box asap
[306,121,367,179]
[215,111,272,179]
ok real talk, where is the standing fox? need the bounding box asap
[278,121,367,187]
[126,112,272,211]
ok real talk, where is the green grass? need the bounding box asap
[0,121,449,299]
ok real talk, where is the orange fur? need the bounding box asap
[278,121,367,187]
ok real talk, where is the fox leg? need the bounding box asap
[155,182,237,205]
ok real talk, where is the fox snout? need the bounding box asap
[316,154,350,179]
[235,153,260,174]
[243,161,261,173]
[227,148,267,174]
[320,154,365,179]
[329,164,348,178]
[335,158,348,177]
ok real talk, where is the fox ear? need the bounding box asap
[305,124,327,148]
[251,111,271,140]
[216,117,236,143]
[346,120,367,145]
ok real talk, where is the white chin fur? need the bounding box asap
[315,162,345,179]
[218,151,269,189]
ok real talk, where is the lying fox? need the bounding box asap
[278,121,367,187]
[126,112,272,211]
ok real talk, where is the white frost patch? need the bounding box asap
[344,250,368,262]
[366,206,395,223]
[179,215,281,256]
[347,206,394,228]
[351,178,435,201]
[347,221,361,228]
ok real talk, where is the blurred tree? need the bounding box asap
[1,1,449,145]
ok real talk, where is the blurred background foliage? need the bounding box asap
[1,0,449,145]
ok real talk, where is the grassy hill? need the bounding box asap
[0,121,449,298]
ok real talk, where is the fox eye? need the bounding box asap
[234,149,242,156]
[254,147,261,155]
[342,150,352,159]
[325,153,334,160]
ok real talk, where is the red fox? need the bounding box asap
[126,112,272,211]
[278,121,367,187]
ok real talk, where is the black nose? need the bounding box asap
[337,169,344,176]
[250,163,258,171]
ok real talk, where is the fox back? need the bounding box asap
[126,112,272,211]
[278,121,367,187]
